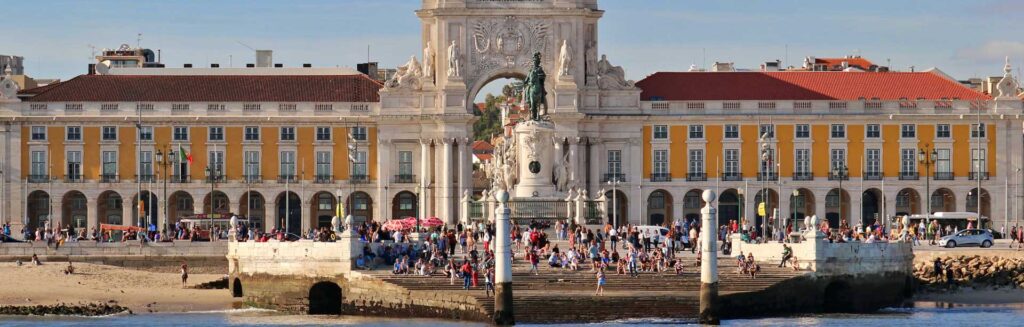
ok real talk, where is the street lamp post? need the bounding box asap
[155,147,174,236]
[791,189,800,234]
[607,179,621,230]
[918,144,937,225]
[758,136,773,240]
[832,163,848,230]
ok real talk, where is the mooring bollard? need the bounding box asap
[699,189,720,325]
[493,190,514,325]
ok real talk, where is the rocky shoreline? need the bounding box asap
[914,255,1024,291]
[0,303,130,316]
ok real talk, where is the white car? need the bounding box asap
[634,225,671,244]
[938,229,994,248]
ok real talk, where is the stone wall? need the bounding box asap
[731,231,914,277]
[0,241,227,273]
[914,255,1024,289]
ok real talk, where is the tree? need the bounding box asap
[472,93,505,142]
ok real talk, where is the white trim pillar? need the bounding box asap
[699,189,719,324]
[441,138,454,224]
[419,139,431,220]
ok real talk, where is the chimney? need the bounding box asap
[211,63,220,68]
[184,63,193,68]
[88,64,96,75]
[246,63,255,68]
[303,63,312,68]
[274,63,283,68]
[256,50,273,68]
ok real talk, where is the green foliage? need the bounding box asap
[473,93,505,141]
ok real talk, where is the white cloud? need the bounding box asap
[955,41,1024,63]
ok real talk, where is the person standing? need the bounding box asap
[595,267,606,296]
[180,262,189,288]
[779,244,793,268]
[460,260,473,290]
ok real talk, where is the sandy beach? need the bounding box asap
[0,262,234,313]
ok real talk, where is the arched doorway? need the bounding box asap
[61,191,88,231]
[131,191,158,228]
[346,192,373,224]
[895,188,920,217]
[967,188,991,226]
[308,281,342,315]
[239,191,265,231]
[26,190,51,232]
[861,188,882,226]
[753,188,779,231]
[96,191,124,226]
[168,191,194,227]
[392,191,417,219]
[604,190,627,227]
[719,189,742,227]
[232,278,244,298]
[790,188,815,230]
[311,192,336,229]
[825,188,851,228]
[203,191,230,215]
[276,191,302,235]
[682,189,705,226]
[930,188,956,213]
[646,190,673,227]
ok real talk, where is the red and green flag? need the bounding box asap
[178,144,192,165]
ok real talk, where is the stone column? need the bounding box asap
[589,138,601,194]
[441,138,453,224]
[699,189,719,325]
[378,139,391,221]
[86,197,98,232]
[419,139,431,221]
[568,137,580,184]
[458,137,469,222]
[301,199,312,233]
[493,190,514,325]
[123,201,134,228]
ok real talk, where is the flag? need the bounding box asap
[178,144,192,165]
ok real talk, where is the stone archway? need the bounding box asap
[61,190,88,231]
[646,190,673,227]
[931,188,956,213]
[753,188,779,231]
[168,191,194,227]
[967,188,991,224]
[310,192,336,230]
[825,188,851,228]
[131,191,159,228]
[861,188,882,226]
[682,189,706,225]
[392,191,418,219]
[240,191,266,231]
[26,190,50,232]
[895,188,920,217]
[203,191,230,215]
[347,192,373,224]
[97,190,124,226]
[232,278,244,298]
[790,188,816,229]
[719,189,742,227]
[308,281,342,315]
[275,191,302,235]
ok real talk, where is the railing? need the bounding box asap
[314,174,333,184]
[584,201,602,225]
[828,172,849,181]
[393,174,416,184]
[277,174,296,183]
[507,200,572,220]
[170,175,190,183]
[649,173,671,182]
[350,174,370,184]
[205,175,225,183]
[969,172,989,180]
[721,172,742,181]
[601,173,626,183]
[899,171,919,180]
[469,201,485,221]
[27,175,49,183]
[64,174,84,183]
[100,174,120,183]
[793,171,813,181]
[137,174,156,183]
[244,175,263,183]
[863,171,883,181]
[757,171,778,181]
[934,172,954,181]
[686,172,707,182]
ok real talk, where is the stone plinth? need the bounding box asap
[513,120,557,198]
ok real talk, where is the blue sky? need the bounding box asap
[4,0,1022,98]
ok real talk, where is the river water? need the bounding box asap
[1,303,1022,326]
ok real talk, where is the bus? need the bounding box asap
[178,214,245,241]
[908,212,989,231]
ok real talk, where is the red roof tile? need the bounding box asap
[815,57,875,70]
[25,74,382,102]
[637,71,991,101]
[17,81,63,95]
[471,140,494,152]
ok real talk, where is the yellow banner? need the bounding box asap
[757,202,766,216]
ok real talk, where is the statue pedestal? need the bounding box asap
[513,121,557,198]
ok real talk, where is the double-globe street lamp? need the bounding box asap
[919,144,937,225]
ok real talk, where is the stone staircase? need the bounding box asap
[367,255,802,323]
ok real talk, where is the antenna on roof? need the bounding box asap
[137,33,142,49]
[702,47,707,70]
[784,44,788,69]
[367,44,370,63]
[237,41,256,51]
[87,44,97,60]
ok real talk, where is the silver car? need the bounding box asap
[939,229,994,248]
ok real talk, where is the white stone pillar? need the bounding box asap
[568,137,580,185]
[441,138,453,224]
[86,197,98,232]
[419,139,431,220]
[458,137,469,222]
[589,138,601,194]
[699,189,719,324]
[493,190,514,324]
[378,139,390,221]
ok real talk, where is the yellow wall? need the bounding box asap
[741,125,758,177]
[190,127,207,179]
[848,125,864,177]
[917,124,934,175]
[83,127,100,179]
[882,125,900,176]
[642,126,652,177]
[117,127,135,179]
[776,125,793,177]
[706,125,722,177]
[670,125,687,178]
[225,127,243,180]
[298,127,315,180]
[811,125,828,177]
[988,124,997,176]
[368,127,378,180]
[48,127,65,177]
[334,127,349,179]
[952,125,969,177]
[261,127,277,179]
